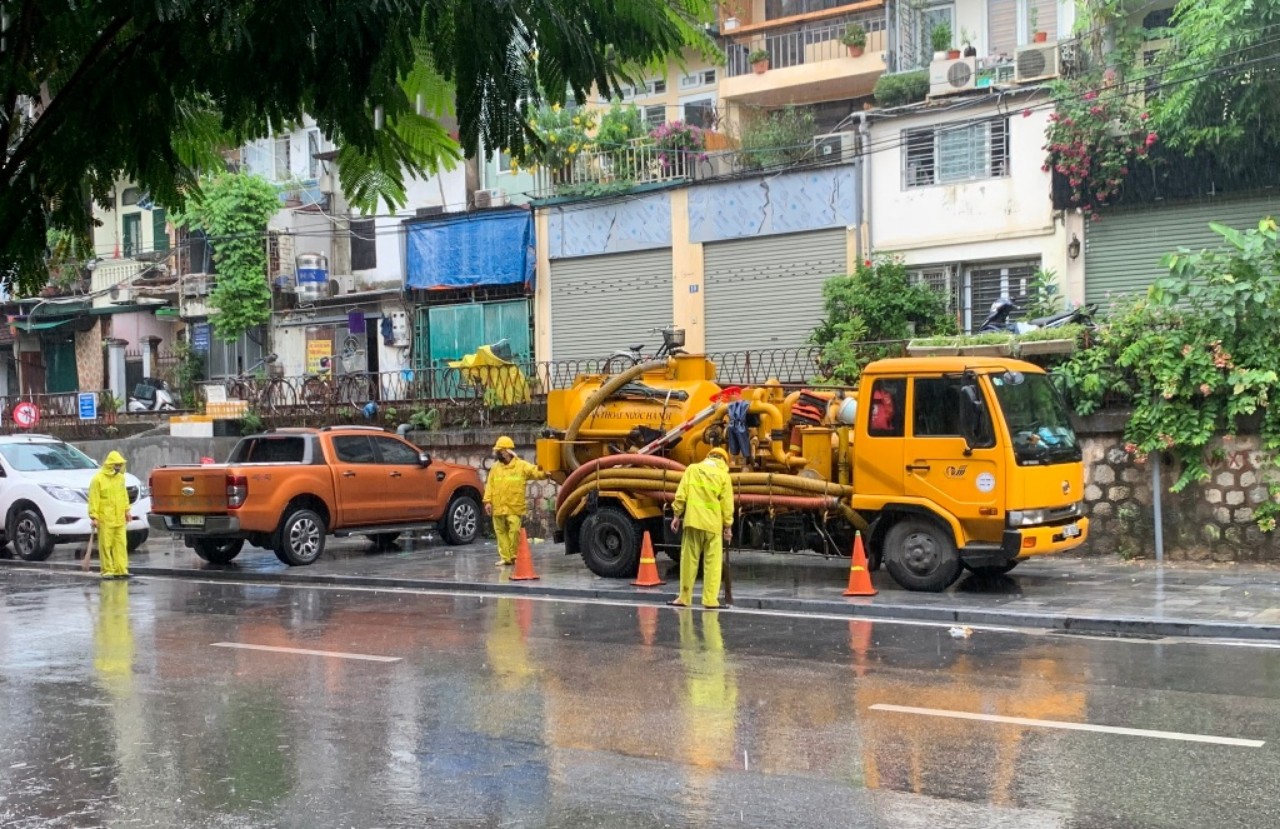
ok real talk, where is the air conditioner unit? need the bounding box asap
[182,274,209,297]
[1059,39,1087,78]
[929,57,978,98]
[328,274,357,296]
[812,131,858,163]
[1015,41,1061,84]
[474,188,508,208]
[109,284,134,305]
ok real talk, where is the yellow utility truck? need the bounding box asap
[539,339,1088,592]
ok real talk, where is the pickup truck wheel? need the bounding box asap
[580,507,641,578]
[883,518,962,592]
[11,508,53,562]
[127,530,149,553]
[440,495,481,545]
[275,509,326,566]
[192,537,245,564]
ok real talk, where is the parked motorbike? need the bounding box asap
[127,377,176,413]
[977,297,1098,335]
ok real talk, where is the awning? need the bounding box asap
[9,318,74,332]
[406,209,535,291]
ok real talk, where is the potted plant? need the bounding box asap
[957,333,1015,356]
[931,22,952,60]
[907,336,961,357]
[960,27,977,57]
[748,48,770,74]
[842,25,867,58]
[1030,6,1047,42]
[1015,324,1085,357]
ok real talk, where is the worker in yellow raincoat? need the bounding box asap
[88,450,132,579]
[670,447,734,608]
[483,436,549,567]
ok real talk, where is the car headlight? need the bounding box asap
[1008,502,1083,527]
[41,485,88,503]
[137,484,151,500]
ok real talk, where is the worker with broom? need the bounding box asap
[669,447,735,609]
[88,450,133,580]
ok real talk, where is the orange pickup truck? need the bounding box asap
[148,426,484,565]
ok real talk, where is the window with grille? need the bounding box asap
[909,266,958,314]
[274,136,291,182]
[350,219,377,271]
[643,105,666,128]
[903,118,1009,188]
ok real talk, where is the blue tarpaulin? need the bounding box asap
[406,210,535,290]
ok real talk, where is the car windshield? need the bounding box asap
[990,372,1081,465]
[0,442,100,472]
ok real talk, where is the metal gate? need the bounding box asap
[703,229,848,354]
[1086,194,1280,305]
[549,249,674,361]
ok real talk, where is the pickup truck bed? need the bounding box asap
[149,427,485,565]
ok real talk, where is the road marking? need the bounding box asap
[210,642,401,663]
[869,704,1266,748]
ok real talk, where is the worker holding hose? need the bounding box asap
[669,447,735,608]
[484,436,549,567]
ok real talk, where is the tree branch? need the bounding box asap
[0,0,40,157]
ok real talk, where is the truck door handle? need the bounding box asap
[906,464,931,473]
[343,471,356,478]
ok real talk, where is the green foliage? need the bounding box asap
[1056,217,1280,530]
[1017,323,1087,342]
[171,173,279,342]
[912,333,1014,347]
[240,411,265,435]
[520,104,597,171]
[99,391,124,414]
[737,106,817,170]
[930,22,952,53]
[874,71,929,108]
[409,406,442,431]
[841,26,867,48]
[811,256,958,382]
[44,228,92,295]
[596,103,647,149]
[173,340,207,410]
[1,0,715,293]
[1025,268,1063,320]
[748,49,771,65]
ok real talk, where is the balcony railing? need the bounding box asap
[725,11,888,77]
[534,140,697,198]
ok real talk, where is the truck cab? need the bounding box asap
[854,358,1088,590]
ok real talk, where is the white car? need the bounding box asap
[0,435,152,561]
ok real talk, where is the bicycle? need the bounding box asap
[601,326,687,374]
[298,372,377,414]
[225,353,294,414]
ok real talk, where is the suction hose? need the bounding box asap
[562,360,669,473]
[556,453,687,512]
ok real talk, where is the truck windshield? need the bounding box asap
[990,372,1081,465]
[0,442,99,471]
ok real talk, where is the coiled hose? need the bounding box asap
[562,361,669,473]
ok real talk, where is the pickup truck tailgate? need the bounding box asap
[150,467,230,514]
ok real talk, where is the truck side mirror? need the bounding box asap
[419,453,432,467]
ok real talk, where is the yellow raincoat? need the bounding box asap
[484,456,548,564]
[88,450,131,577]
[673,455,734,607]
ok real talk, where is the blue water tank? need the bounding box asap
[295,253,329,302]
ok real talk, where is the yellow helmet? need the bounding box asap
[707,447,729,462]
[493,436,516,451]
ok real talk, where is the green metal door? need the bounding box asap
[413,299,532,397]
[1086,193,1280,305]
[44,335,78,394]
[123,213,142,258]
[152,209,169,253]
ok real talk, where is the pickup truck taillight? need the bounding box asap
[226,475,248,509]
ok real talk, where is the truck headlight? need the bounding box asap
[1008,502,1083,527]
[41,485,88,503]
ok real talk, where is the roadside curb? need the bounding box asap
[5,558,1279,642]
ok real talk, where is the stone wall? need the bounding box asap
[1077,416,1280,562]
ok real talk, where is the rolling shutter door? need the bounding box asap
[550,249,673,361]
[703,229,848,354]
[1085,194,1280,305]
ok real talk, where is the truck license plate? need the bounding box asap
[180,515,205,528]
[1062,522,1081,538]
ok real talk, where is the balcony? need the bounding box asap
[721,9,888,107]
[532,140,700,199]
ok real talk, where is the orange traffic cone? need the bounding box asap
[632,531,665,587]
[511,528,540,581]
[843,533,877,596]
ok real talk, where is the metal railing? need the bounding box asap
[535,140,698,197]
[725,11,888,77]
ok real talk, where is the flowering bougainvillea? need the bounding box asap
[1043,71,1155,217]
[649,120,707,172]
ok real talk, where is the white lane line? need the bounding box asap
[869,704,1266,748]
[210,642,401,663]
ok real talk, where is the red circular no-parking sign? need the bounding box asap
[12,401,40,429]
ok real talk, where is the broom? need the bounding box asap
[80,527,96,572]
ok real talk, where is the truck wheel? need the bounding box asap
[884,518,961,592]
[11,508,53,562]
[127,530,149,553]
[580,507,641,578]
[192,537,245,564]
[274,508,326,566]
[440,494,480,545]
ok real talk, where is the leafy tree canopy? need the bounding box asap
[0,0,714,294]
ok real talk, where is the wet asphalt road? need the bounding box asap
[2,571,1280,828]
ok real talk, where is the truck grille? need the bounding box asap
[127,486,139,504]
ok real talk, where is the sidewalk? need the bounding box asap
[4,535,1280,640]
